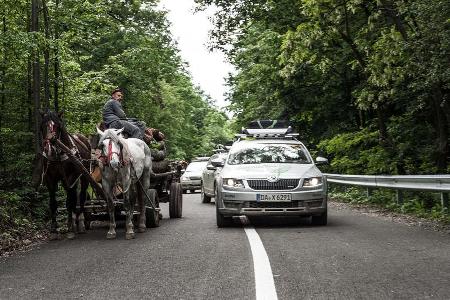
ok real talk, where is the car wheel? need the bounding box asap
[201,185,211,203]
[215,186,232,227]
[216,203,233,227]
[311,210,327,226]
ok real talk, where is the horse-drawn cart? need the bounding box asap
[82,162,183,230]
[54,134,183,234]
[39,110,183,239]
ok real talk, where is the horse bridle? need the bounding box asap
[42,120,60,158]
[101,138,124,166]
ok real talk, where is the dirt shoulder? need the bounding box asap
[1,229,49,258]
[329,198,450,234]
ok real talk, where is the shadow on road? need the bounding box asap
[222,215,351,229]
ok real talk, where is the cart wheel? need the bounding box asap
[146,189,160,228]
[169,182,183,218]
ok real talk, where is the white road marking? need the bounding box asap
[244,227,278,300]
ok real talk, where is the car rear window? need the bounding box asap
[186,161,208,172]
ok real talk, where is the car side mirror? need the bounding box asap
[315,156,328,165]
[207,165,217,170]
[211,158,225,168]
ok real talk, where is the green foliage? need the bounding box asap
[198,0,449,175]
[330,186,450,223]
[196,0,449,220]
[0,0,233,236]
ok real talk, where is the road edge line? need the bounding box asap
[244,227,278,300]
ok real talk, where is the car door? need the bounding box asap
[203,155,218,194]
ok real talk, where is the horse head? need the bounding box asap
[96,127,125,171]
[40,110,65,158]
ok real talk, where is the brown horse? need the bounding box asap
[39,110,91,239]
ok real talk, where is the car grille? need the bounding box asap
[306,200,323,208]
[190,176,201,180]
[247,179,299,190]
[223,201,241,209]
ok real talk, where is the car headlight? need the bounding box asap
[223,178,244,188]
[302,177,322,187]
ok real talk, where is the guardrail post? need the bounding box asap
[396,190,403,205]
[441,193,449,212]
[366,187,373,199]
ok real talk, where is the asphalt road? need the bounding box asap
[1,193,449,300]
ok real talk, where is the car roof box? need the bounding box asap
[236,119,298,140]
[247,120,291,129]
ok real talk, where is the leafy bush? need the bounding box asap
[329,185,449,223]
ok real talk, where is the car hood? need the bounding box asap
[221,163,322,179]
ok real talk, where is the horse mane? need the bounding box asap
[41,110,65,128]
[99,129,131,164]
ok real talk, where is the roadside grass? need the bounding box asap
[0,187,67,256]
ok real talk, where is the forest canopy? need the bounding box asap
[0,0,232,191]
[196,0,449,175]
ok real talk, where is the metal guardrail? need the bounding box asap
[324,174,450,211]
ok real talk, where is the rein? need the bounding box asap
[99,131,131,167]
[42,120,65,161]
[107,139,123,165]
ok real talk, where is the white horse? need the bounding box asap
[96,128,152,239]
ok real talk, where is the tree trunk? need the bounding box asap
[53,0,59,111]
[378,0,408,41]
[431,84,449,172]
[338,30,366,70]
[0,15,6,164]
[32,0,41,154]
[42,0,50,109]
[376,105,389,145]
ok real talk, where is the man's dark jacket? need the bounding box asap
[103,98,126,126]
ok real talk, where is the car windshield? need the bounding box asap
[228,143,311,165]
[186,161,208,172]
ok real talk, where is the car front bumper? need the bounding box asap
[181,179,202,190]
[218,188,327,216]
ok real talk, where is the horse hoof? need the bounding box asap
[107,232,116,239]
[78,224,86,234]
[125,232,135,240]
[67,232,76,240]
[49,233,59,240]
[137,227,146,233]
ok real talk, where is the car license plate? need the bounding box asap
[256,193,292,202]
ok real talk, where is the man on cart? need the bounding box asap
[102,87,155,143]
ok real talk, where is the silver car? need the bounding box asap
[180,160,208,193]
[201,152,228,203]
[214,136,328,227]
